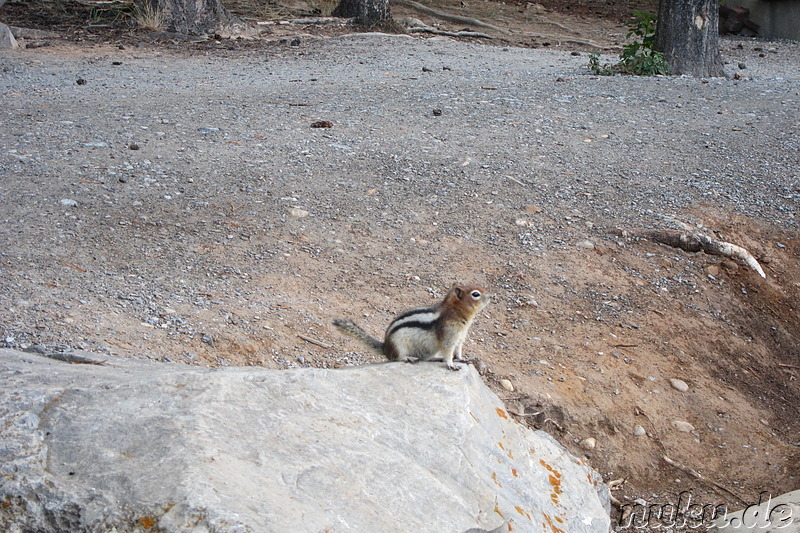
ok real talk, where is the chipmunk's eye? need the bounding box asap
[470,290,482,299]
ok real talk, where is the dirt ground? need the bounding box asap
[1,0,799,529]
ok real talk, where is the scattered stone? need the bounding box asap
[288,207,309,218]
[198,127,220,133]
[738,62,747,70]
[129,143,140,150]
[576,240,595,250]
[59,199,78,207]
[81,141,108,148]
[672,420,695,433]
[634,425,646,437]
[76,78,87,85]
[432,108,443,116]
[580,437,597,450]
[499,378,514,392]
[310,120,333,128]
[669,378,689,392]
[705,265,720,277]
[515,218,534,228]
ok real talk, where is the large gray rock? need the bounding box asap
[0,348,610,532]
[0,22,19,49]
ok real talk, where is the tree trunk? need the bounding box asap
[654,0,726,77]
[332,0,391,27]
[139,0,240,35]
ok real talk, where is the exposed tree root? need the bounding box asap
[615,228,766,278]
[393,0,607,48]
[407,26,493,38]
[392,0,510,34]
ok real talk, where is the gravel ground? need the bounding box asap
[1,33,799,524]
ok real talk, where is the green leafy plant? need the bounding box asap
[588,10,670,76]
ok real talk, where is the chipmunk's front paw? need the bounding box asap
[404,357,421,364]
[446,363,462,371]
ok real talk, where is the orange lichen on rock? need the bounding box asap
[542,512,566,533]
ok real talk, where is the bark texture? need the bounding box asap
[654,0,726,77]
[141,0,239,35]
[332,0,391,27]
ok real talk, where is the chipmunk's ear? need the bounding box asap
[452,284,464,299]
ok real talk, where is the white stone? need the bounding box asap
[580,437,597,450]
[288,207,309,218]
[499,378,514,392]
[0,348,610,532]
[634,425,646,437]
[672,420,695,433]
[669,378,689,392]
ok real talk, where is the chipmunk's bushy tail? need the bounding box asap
[332,318,385,355]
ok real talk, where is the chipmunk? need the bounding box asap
[332,283,490,371]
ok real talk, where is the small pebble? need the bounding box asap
[499,379,514,392]
[59,199,78,207]
[634,425,646,437]
[576,240,595,250]
[580,437,596,450]
[670,378,689,392]
[288,208,309,218]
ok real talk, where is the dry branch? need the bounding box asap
[298,334,333,350]
[617,229,766,278]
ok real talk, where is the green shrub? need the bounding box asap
[588,10,670,76]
